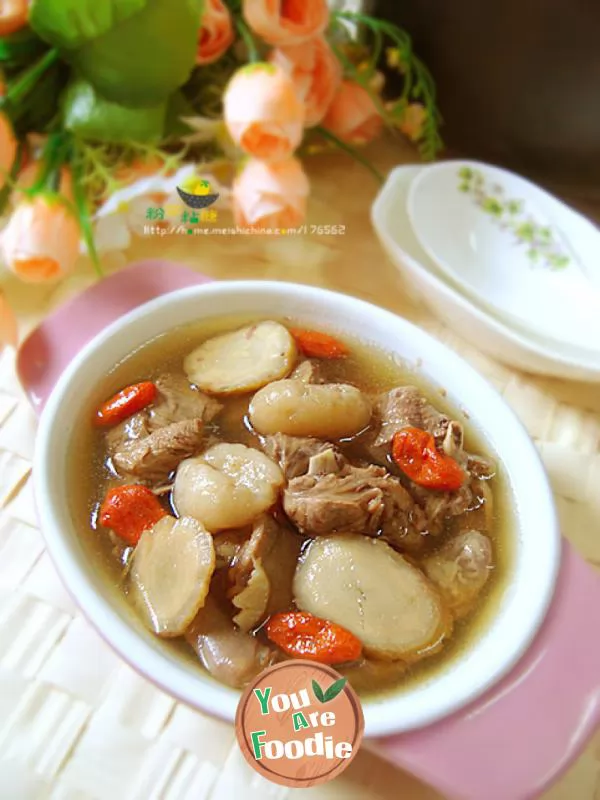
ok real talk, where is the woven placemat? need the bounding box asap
[1,144,599,799]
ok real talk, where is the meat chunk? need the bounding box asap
[228,515,301,632]
[423,530,493,619]
[185,595,273,688]
[373,386,450,448]
[261,433,334,480]
[112,419,205,483]
[307,448,345,476]
[150,374,222,429]
[106,374,221,458]
[294,535,450,661]
[370,386,496,529]
[283,463,437,553]
[290,359,324,384]
[106,412,151,457]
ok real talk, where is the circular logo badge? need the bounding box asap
[235,660,364,788]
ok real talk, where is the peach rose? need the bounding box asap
[399,102,427,141]
[0,194,81,283]
[0,113,17,192]
[224,63,305,161]
[0,0,28,36]
[233,157,309,228]
[0,291,17,348]
[243,0,328,46]
[196,0,234,65]
[322,80,383,145]
[17,162,73,199]
[270,37,342,127]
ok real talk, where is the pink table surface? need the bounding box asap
[17,260,600,800]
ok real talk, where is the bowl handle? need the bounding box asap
[17,260,209,412]
[369,540,600,800]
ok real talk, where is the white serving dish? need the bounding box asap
[34,281,560,737]
[407,160,600,351]
[372,165,600,382]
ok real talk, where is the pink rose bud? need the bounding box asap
[270,37,342,128]
[323,80,384,145]
[233,157,309,229]
[224,63,305,161]
[196,0,235,65]
[243,0,329,46]
[0,194,81,283]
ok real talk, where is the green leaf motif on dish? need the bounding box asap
[457,168,571,270]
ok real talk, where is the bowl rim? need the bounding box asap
[33,280,562,738]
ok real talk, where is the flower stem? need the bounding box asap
[0,141,24,215]
[71,140,103,279]
[236,18,260,63]
[2,48,59,108]
[315,126,384,184]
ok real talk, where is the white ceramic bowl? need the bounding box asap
[372,165,600,382]
[34,281,560,737]
[407,160,600,351]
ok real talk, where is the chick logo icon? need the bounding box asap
[176,177,220,210]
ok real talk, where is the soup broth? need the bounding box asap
[70,315,513,698]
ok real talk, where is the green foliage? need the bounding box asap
[0,27,47,72]
[29,0,148,50]
[73,0,203,107]
[62,78,167,144]
[30,0,203,107]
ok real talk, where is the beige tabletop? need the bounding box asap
[0,136,599,799]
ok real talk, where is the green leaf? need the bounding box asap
[323,678,348,703]
[29,0,148,50]
[62,78,167,144]
[72,0,204,108]
[11,60,67,136]
[312,680,325,703]
[164,91,196,138]
[0,27,47,71]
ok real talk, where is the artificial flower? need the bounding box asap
[243,0,328,46]
[16,162,73,199]
[399,102,427,141]
[196,0,235,65]
[0,194,81,282]
[270,36,341,127]
[233,156,309,228]
[0,0,28,37]
[322,80,383,145]
[0,290,17,347]
[223,63,305,161]
[0,113,17,191]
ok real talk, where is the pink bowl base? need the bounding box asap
[18,260,600,800]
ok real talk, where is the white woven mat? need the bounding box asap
[1,144,599,799]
